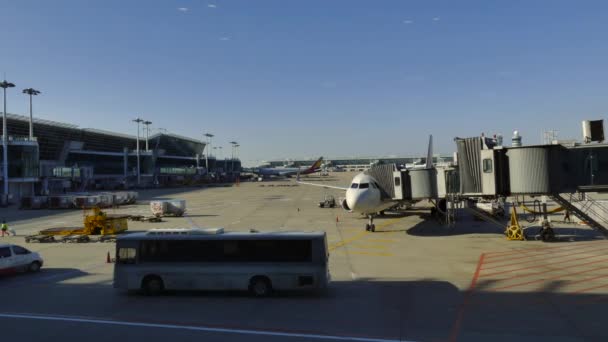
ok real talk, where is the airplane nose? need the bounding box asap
[346,190,369,213]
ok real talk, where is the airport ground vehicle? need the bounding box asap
[318,195,336,208]
[113,228,330,296]
[0,244,43,275]
[25,207,129,243]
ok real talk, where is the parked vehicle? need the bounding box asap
[0,244,44,275]
[114,228,329,296]
[318,195,336,208]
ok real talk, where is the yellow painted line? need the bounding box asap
[328,217,404,251]
[350,244,391,250]
[329,231,368,251]
[350,251,394,257]
[367,238,399,243]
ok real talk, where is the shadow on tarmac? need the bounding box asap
[3,276,608,341]
[406,212,606,241]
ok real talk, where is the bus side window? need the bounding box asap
[223,241,240,260]
[118,248,137,264]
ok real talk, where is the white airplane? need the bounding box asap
[297,136,434,232]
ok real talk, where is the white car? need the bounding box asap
[0,243,43,275]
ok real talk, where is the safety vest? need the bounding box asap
[1,223,7,230]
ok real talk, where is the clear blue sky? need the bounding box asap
[2,1,607,166]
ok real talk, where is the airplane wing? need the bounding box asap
[277,170,298,176]
[296,173,349,190]
[296,180,349,191]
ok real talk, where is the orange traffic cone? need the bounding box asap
[106,252,112,263]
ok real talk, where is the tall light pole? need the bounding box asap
[234,144,240,172]
[229,141,237,172]
[22,88,40,140]
[1,80,15,197]
[204,133,214,172]
[143,120,152,151]
[132,117,143,186]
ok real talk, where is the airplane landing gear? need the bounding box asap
[365,215,376,232]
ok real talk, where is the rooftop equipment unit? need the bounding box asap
[582,120,604,143]
[511,130,522,147]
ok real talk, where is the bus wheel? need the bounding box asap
[142,275,164,296]
[249,276,272,297]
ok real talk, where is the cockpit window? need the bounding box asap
[370,182,377,189]
[350,183,359,189]
[359,183,369,189]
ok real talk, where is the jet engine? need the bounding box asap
[340,197,351,211]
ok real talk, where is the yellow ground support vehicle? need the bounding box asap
[25,207,129,243]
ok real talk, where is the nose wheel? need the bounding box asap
[365,215,376,232]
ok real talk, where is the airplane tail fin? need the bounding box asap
[306,157,324,172]
[425,135,433,169]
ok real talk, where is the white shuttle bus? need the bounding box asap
[113,228,329,296]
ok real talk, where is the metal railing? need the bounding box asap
[553,193,608,236]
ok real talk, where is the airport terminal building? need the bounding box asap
[0,113,240,200]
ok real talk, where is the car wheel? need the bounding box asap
[28,261,41,273]
[142,276,164,296]
[249,276,272,297]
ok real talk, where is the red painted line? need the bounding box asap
[555,272,608,289]
[482,241,605,260]
[468,297,548,307]
[491,264,608,292]
[481,243,606,266]
[482,248,550,259]
[448,253,485,342]
[481,251,608,277]
[480,245,608,271]
[571,281,608,294]
[487,257,608,284]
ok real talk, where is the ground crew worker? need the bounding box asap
[1,220,8,237]
[564,210,571,223]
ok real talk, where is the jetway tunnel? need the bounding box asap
[359,135,608,237]
[454,136,608,236]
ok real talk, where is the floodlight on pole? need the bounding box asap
[229,141,238,172]
[22,88,40,140]
[143,120,152,151]
[132,117,144,186]
[1,80,16,197]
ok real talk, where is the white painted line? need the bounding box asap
[184,215,199,228]
[351,272,358,280]
[0,312,409,342]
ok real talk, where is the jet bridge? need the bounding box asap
[364,164,438,202]
[454,135,608,236]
